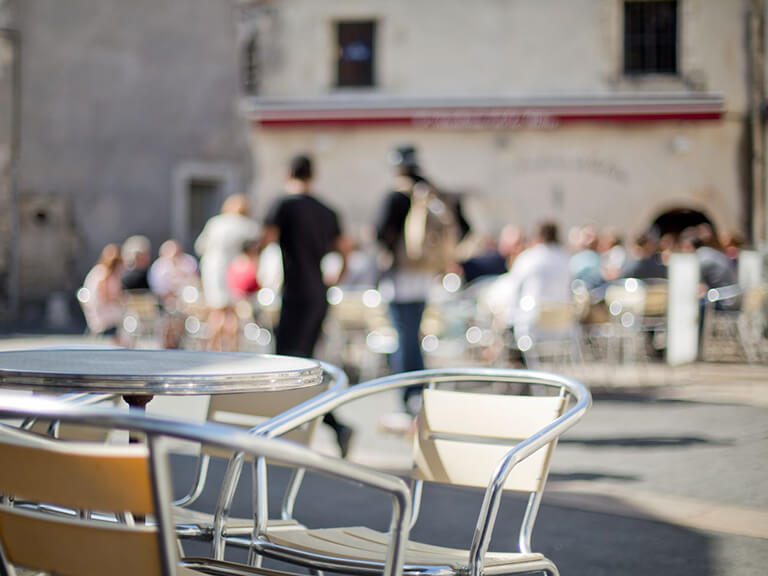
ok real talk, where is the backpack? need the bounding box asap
[401,182,459,273]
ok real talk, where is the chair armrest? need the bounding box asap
[0,393,411,576]
[468,374,591,574]
[256,367,586,439]
[706,284,743,304]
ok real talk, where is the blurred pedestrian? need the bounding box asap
[376,145,468,414]
[121,235,152,291]
[81,243,124,338]
[149,239,200,348]
[599,228,626,282]
[505,221,572,345]
[227,239,261,301]
[195,194,260,351]
[262,154,354,457]
[680,226,738,297]
[720,230,745,266]
[569,225,603,289]
[621,233,667,280]
[148,239,199,301]
[460,225,524,283]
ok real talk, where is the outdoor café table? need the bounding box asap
[0,348,323,412]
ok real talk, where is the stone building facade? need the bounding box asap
[1,0,252,322]
[243,0,764,246]
[0,0,16,320]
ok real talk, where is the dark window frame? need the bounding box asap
[242,34,260,95]
[335,20,377,88]
[623,0,678,76]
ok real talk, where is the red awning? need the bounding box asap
[245,94,724,129]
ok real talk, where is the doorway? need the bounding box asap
[172,163,240,253]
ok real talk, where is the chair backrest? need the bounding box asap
[534,302,576,332]
[412,389,565,492]
[0,426,170,576]
[28,394,120,442]
[642,282,668,316]
[605,279,647,317]
[206,386,326,448]
[742,284,767,314]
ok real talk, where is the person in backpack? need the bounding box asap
[376,145,469,414]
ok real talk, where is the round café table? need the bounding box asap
[0,348,324,411]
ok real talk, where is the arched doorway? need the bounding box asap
[650,208,715,238]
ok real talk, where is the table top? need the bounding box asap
[0,349,324,396]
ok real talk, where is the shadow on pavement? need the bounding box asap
[173,455,717,576]
[547,471,639,482]
[560,435,731,449]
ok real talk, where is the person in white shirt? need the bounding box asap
[488,221,572,347]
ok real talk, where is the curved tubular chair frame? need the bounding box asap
[214,368,590,576]
[174,362,348,510]
[19,392,121,438]
[0,391,409,576]
[174,362,348,547]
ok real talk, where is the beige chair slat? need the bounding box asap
[418,389,565,440]
[202,386,324,457]
[266,525,543,569]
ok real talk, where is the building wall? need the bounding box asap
[0,0,16,315]
[248,0,749,241]
[253,119,743,240]
[14,0,251,308]
[257,0,746,112]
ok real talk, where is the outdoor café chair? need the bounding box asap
[172,362,348,542]
[212,368,591,576]
[0,391,409,576]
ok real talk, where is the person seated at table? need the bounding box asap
[680,226,739,307]
[81,243,124,339]
[460,225,525,283]
[569,225,603,289]
[149,239,200,348]
[121,235,152,291]
[621,233,667,280]
[149,239,199,301]
[227,239,261,301]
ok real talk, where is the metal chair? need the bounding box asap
[219,368,591,576]
[172,362,348,543]
[512,302,583,369]
[737,284,768,362]
[603,278,667,363]
[322,286,391,381]
[700,283,754,362]
[0,392,409,576]
[121,290,165,348]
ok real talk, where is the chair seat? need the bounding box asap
[183,557,299,576]
[173,506,302,538]
[262,525,544,571]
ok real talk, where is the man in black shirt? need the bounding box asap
[262,154,353,455]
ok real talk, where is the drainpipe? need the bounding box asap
[748,0,765,248]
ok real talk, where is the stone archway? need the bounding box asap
[650,207,715,238]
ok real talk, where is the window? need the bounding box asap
[242,35,260,95]
[336,21,376,87]
[188,178,223,248]
[624,1,677,75]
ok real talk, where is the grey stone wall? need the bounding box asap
[13,0,251,314]
[0,0,16,317]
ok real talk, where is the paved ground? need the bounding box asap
[1,333,767,575]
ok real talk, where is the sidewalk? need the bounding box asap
[2,332,767,545]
